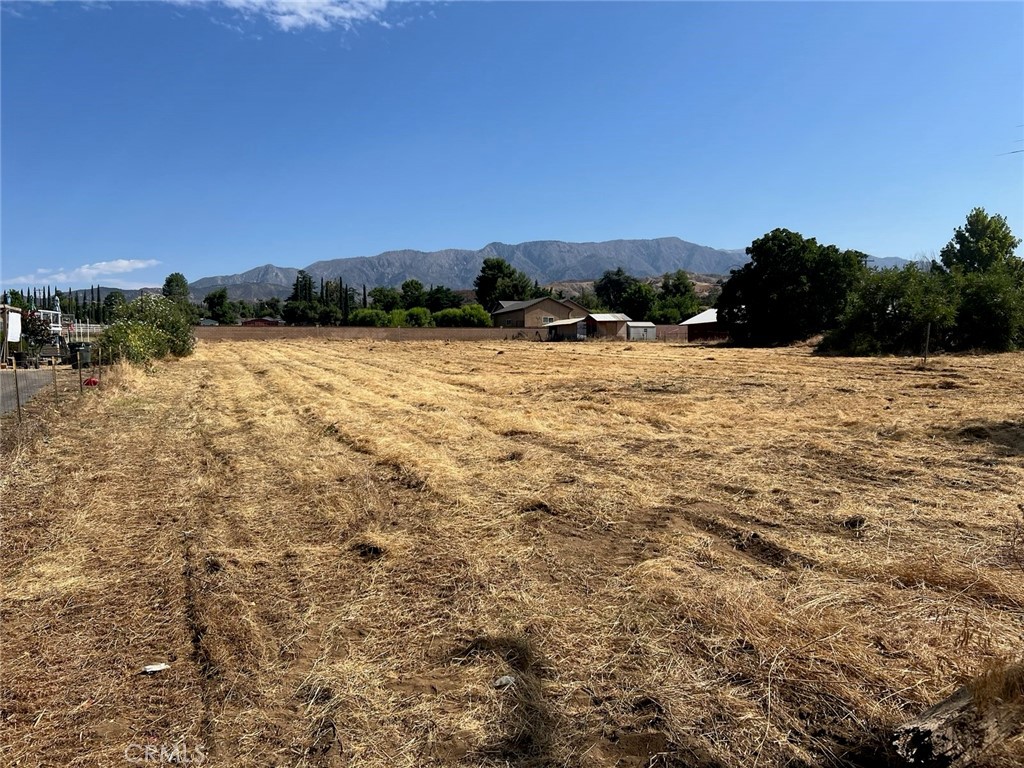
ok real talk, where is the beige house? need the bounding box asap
[491,297,587,328]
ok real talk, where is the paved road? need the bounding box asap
[0,369,52,415]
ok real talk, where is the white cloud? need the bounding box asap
[5,259,161,289]
[173,0,392,31]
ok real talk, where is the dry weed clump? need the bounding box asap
[2,340,1022,767]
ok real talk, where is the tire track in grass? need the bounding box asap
[0,367,209,766]
[181,356,353,765]
[247,343,743,765]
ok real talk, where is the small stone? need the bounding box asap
[141,663,170,675]
[493,675,515,689]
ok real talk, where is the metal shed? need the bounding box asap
[625,321,656,341]
[544,317,587,341]
[586,313,631,339]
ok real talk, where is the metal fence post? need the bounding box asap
[53,359,59,406]
[79,362,84,394]
[13,360,23,423]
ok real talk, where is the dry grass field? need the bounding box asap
[2,339,1022,768]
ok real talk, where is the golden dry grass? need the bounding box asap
[2,340,1023,767]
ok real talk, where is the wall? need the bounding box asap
[196,326,524,342]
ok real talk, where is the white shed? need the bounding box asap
[626,321,656,341]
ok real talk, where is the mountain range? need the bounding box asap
[89,237,907,302]
[187,237,750,301]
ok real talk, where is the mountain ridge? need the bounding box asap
[187,237,757,301]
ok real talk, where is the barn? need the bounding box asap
[680,308,727,342]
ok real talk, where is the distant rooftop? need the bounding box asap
[588,313,631,322]
[680,308,718,325]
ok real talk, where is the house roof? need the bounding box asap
[626,321,656,327]
[544,317,586,327]
[680,308,718,326]
[492,298,550,314]
[588,313,631,322]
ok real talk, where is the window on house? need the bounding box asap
[542,316,555,325]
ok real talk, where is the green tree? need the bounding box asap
[399,279,427,310]
[649,270,701,324]
[162,272,190,303]
[939,207,1022,276]
[620,281,657,321]
[349,308,390,327]
[433,304,493,327]
[6,289,29,310]
[938,208,1024,351]
[473,258,539,310]
[425,285,464,312]
[203,288,238,325]
[718,229,867,345]
[288,270,316,303]
[572,287,606,312]
[819,265,956,355]
[594,267,639,312]
[283,270,322,324]
[405,306,433,327]
[368,286,402,313]
[103,289,126,313]
[952,270,1023,351]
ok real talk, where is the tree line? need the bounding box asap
[718,208,1023,354]
[2,285,129,324]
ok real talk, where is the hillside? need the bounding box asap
[187,237,749,301]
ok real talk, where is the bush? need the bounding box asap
[349,308,390,327]
[405,307,433,327]
[99,294,195,363]
[952,271,1023,352]
[819,265,955,356]
[433,304,493,327]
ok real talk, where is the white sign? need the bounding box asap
[5,311,21,343]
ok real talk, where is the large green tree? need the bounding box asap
[203,288,238,325]
[425,285,464,312]
[594,267,638,313]
[718,229,867,345]
[399,279,427,310]
[649,270,701,324]
[473,258,541,310]
[938,207,1022,276]
[162,272,190,303]
[368,286,402,313]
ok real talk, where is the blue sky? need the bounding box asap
[2,1,1022,289]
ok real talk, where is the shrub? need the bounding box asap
[349,308,390,327]
[99,294,195,363]
[433,304,493,327]
[952,270,1023,352]
[405,307,433,327]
